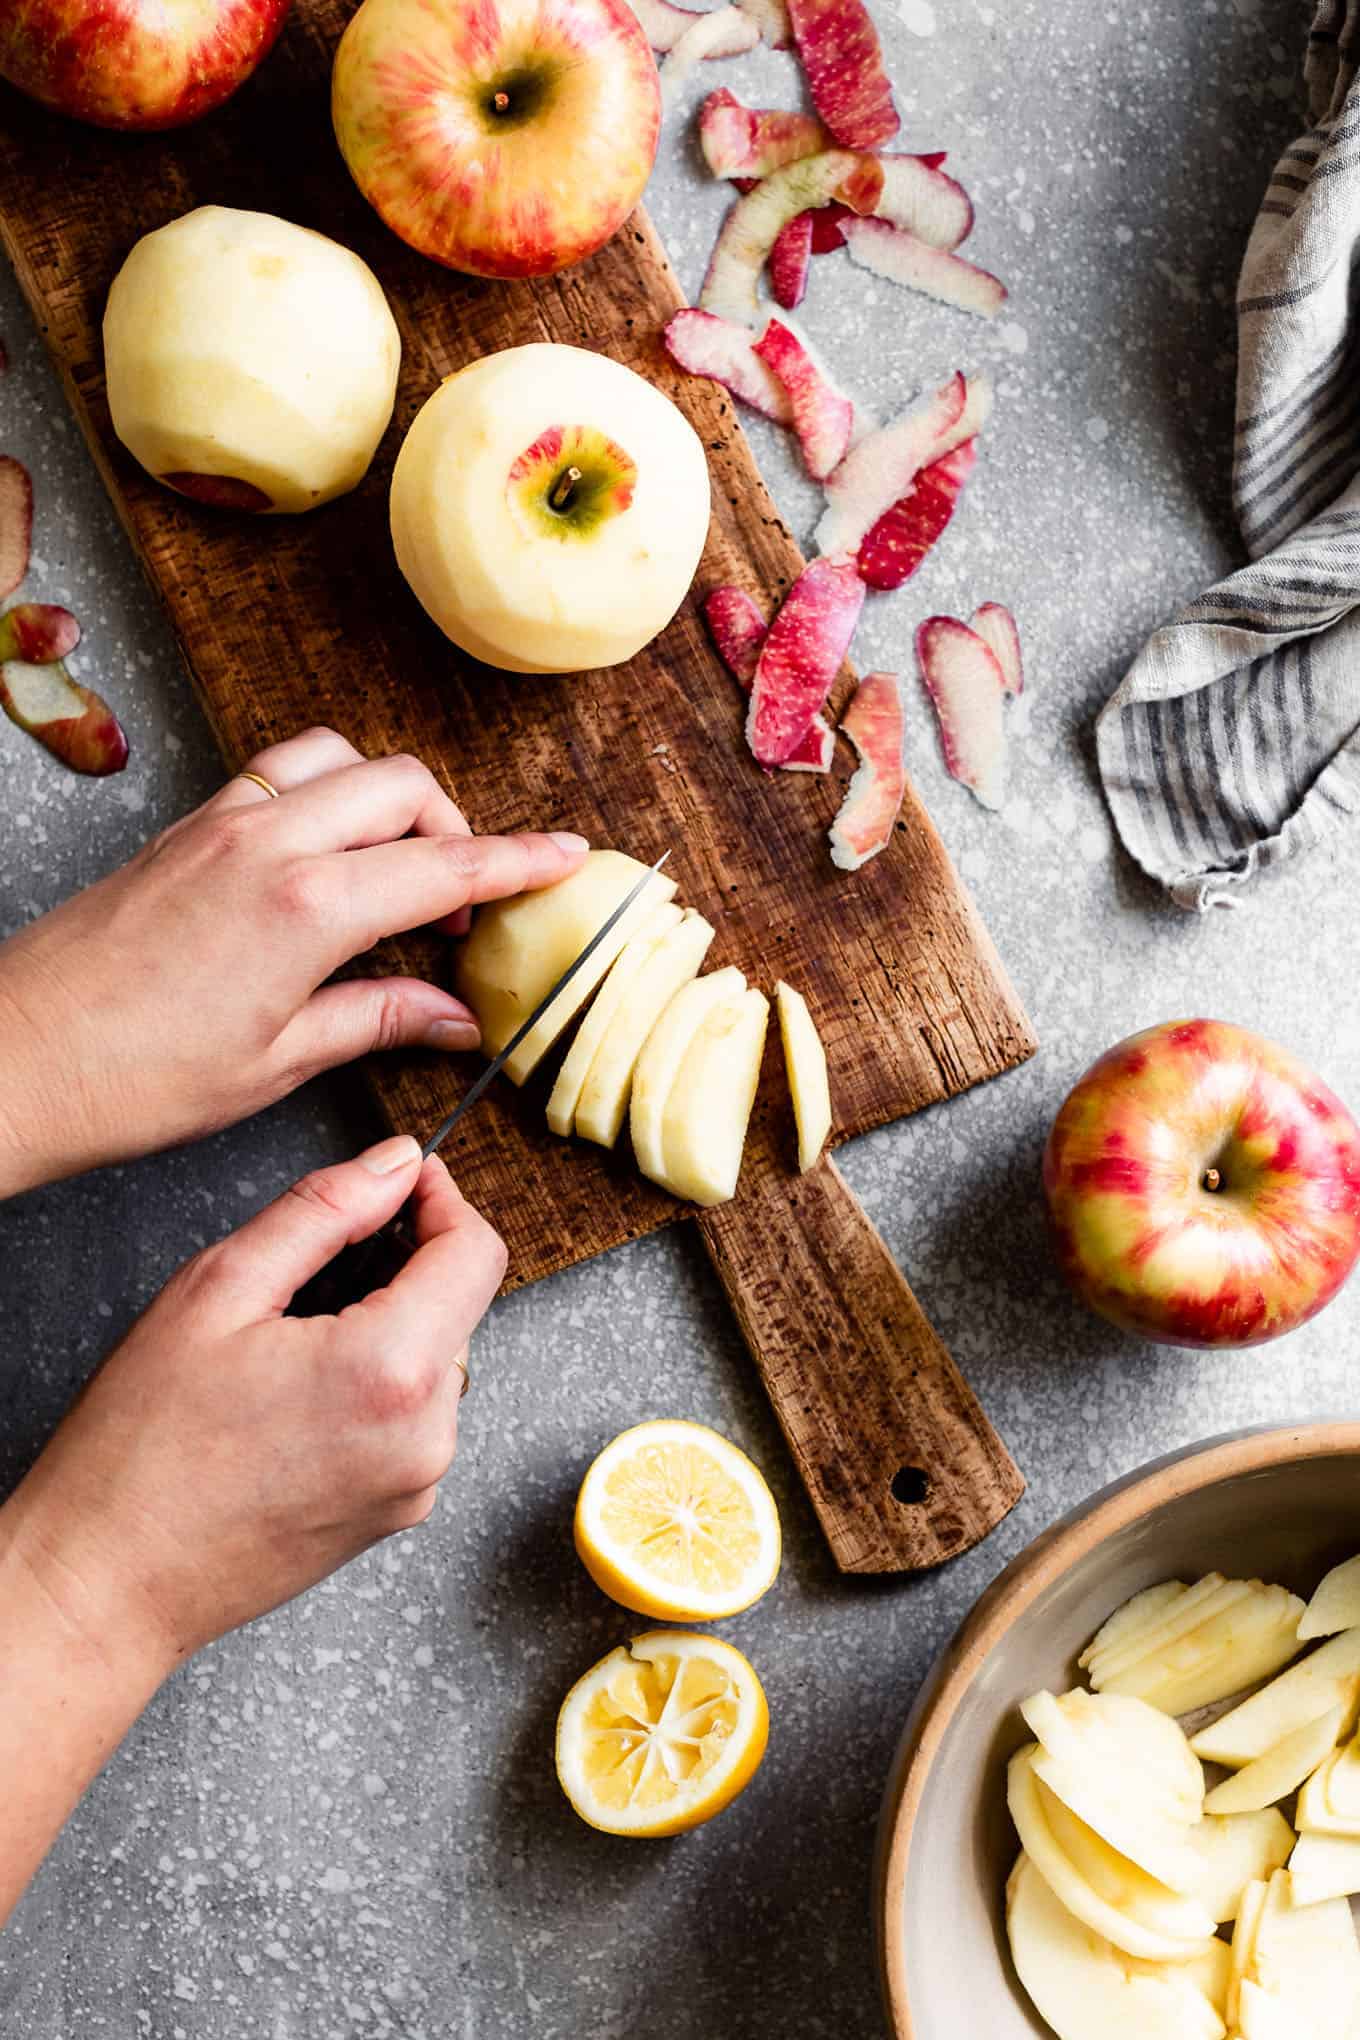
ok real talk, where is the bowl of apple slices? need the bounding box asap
[876,1425,1360,2040]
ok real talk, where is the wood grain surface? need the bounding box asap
[0,1,1036,1566]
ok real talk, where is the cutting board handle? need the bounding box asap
[697,1156,1024,1574]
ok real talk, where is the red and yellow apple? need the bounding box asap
[389,342,710,672]
[1043,1019,1360,1348]
[104,207,401,515]
[332,0,660,280]
[0,0,289,129]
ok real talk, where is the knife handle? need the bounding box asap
[288,1212,419,1318]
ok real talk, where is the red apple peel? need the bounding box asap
[829,669,906,870]
[876,155,973,250]
[0,454,33,599]
[703,585,834,770]
[698,89,830,177]
[0,602,81,663]
[769,211,814,308]
[785,0,898,149]
[746,557,864,768]
[841,215,1007,318]
[700,150,884,324]
[0,658,129,775]
[663,309,793,424]
[915,614,1005,809]
[856,436,976,591]
[753,318,853,479]
[971,602,1023,695]
[816,370,992,558]
[661,3,759,90]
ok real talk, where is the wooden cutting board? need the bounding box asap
[0,5,1037,1570]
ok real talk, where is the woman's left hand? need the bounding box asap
[0,726,587,1196]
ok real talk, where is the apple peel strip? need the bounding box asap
[816,370,992,558]
[753,318,853,480]
[700,150,884,326]
[769,211,814,309]
[829,670,907,869]
[0,454,33,601]
[841,215,1007,319]
[747,557,865,768]
[0,602,81,664]
[627,0,755,53]
[856,435,977,591]
[916,615,1006,810]
[660,4,759,96]
[663,309,793,424]
[698,90,830,179]
[703,585,834,770]
[0,657,129,776]
[785,0,898,150]
[971,602,1023,695]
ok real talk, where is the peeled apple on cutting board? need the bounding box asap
[1001,1552,1360,2040]
[456,850,832,1204]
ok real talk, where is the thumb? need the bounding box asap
[209,1137,424,1315]
[278,979,481,1079]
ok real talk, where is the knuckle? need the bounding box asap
[274,858,331,924]
[285,1167,352,1225]
[368,981,410,1054]
[368,1352,440,1423]
[201,808,260,864]
[384,751,430,791]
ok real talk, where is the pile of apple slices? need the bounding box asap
[456,850,831,1205]
[1004,1554,1360,2040]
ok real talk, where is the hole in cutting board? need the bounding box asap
[890,1466,930,1507]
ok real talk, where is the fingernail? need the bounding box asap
[360,1134,421,1175]
[424,1018,481,1052]
[548,831,589,854]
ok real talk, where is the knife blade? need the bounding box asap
[290,850,671,1317]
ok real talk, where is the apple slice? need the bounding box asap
[456,850,678,1084]
[1287,1831,1360,1906]
[702,586,834,770]
[663,309,794,425]
[1227,1879,1267,2033]
[0,659,129,776]
[657,984,769,1207]
[856,437,977,591]
[1190,1629,1360,1768]
[916,615,1007,810]
[1087,1576,1242,1686]
[1204,1706,1345,1816]
[1296,1738,1360,1835]
[876,155,973,250]
[840,215,1008,318]
[1187,1810,1295,1923]
[546,902,684,1136]
[815,370,992,559]
[785,0,897,149]
[0,454,33,600]
[697,89,829,177]
[1005,1853,1229,2040]
[631,965,746,1182]
[1080,1584,1191,1672]
[752,318,853,480]
[660,3,759,93]
[700,150,884,325]
[1020,1689,1205,1824]
[625,0,755,50]
[0,603,81,663]
[1299,1554,1360,1642]
[971,600,1024,696]
[1098,1584,1307,1717]
[575,910,715,1147]
[747,556,864,768]
[1238,1867,1360,2031]
[829,669,906,872]
[775,980,831,1172]
[769,210,814,309]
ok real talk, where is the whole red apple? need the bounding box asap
[331,0,660,280]
[0,0,289,130]
[1043,1018,1360,1349]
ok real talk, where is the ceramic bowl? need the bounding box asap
[875,1422,1360,2039]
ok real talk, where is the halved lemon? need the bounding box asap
[555,1629,769,1836]
[574,1419,781,1621]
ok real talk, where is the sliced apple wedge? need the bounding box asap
[1288,1830,1360,1906]
[1299,1554,1360,1641]
[1190,1628,1360,1768]
[1080,1583,1190,1673]
[575,911,715,1148]
[546,902,684,1136]
[1004,1853,1228,2040]
[1020,1689,1205,1825]
[1237,1866,1360,2031]
[1098,1583,1306,1717]
[1086,1575,1234,1684]
[456,850,677,1085]
[631,966,746,1183]
[1228,1879,1268,2032]
[1203,1705,1344,1816]
[1187,1809,1294,1923]
[1029,1749,1203,1893]
[775,980,831,1173]
[1296,1735,1360,1835]
[656,986,769,1207]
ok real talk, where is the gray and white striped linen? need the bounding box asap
[1096,0,1360,909]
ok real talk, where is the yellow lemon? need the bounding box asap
[555,1629,769,1836]
[574,1419,781,1621]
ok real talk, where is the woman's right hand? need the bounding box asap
[0,726,587,1197]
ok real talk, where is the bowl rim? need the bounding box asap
[874,1419,1360,2039]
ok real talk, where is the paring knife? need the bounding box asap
[290,851,671,1317]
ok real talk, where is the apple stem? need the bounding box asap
[1202,1167,1222,1192]
[493,89,510,112]
[548,465,583,513]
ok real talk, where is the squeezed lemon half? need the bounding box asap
[555,1629,769,1836]
[574,1419,781,1621]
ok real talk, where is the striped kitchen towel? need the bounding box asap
[1096,0,1360,910]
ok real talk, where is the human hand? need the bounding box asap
[0,725,586,1196]
[4,1136,504,1668]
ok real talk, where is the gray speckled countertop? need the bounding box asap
[2,1,1359,2034]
